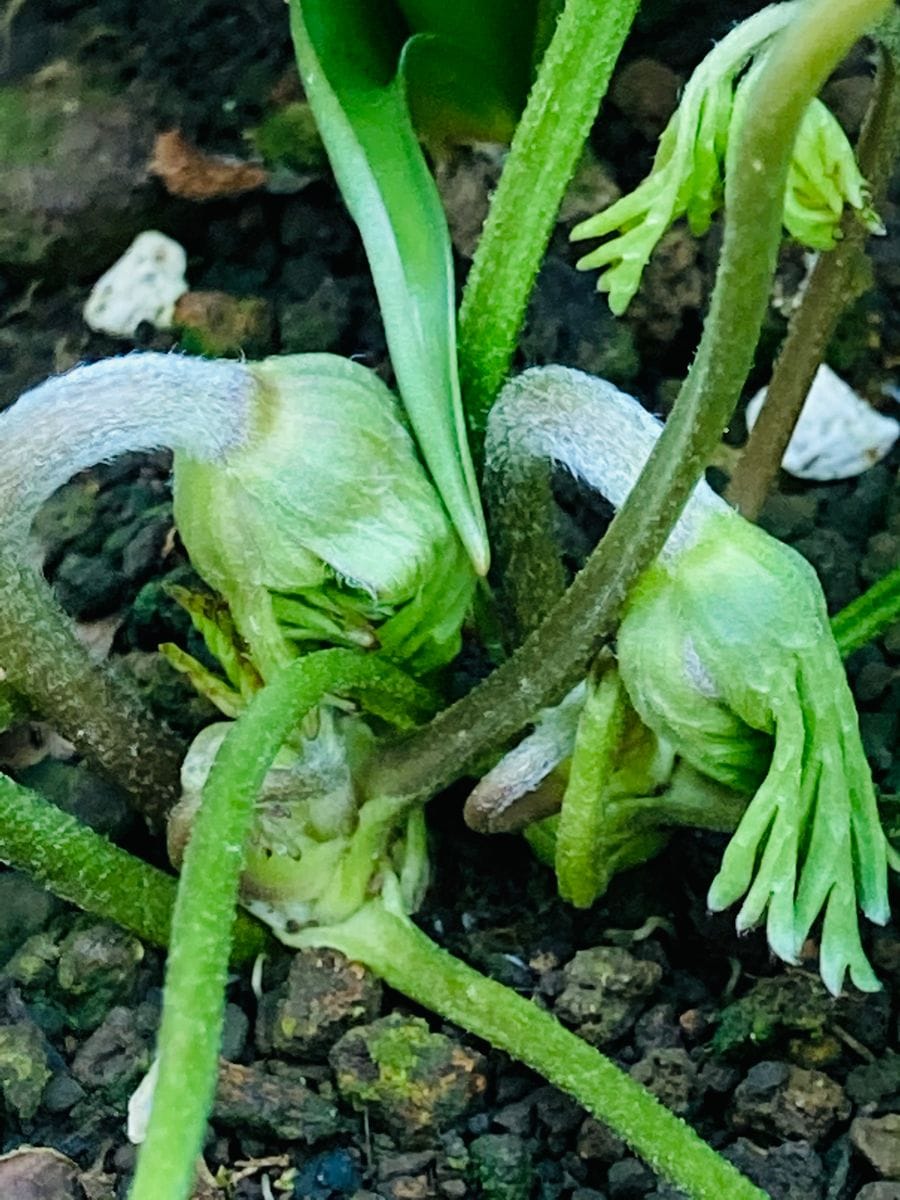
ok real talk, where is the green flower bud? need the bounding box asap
[782,94,882,249]
[572,2,878,314]
[618,514,895,995]
[484,366,896,995]
[173,354,476,679]
[730,56,881,252]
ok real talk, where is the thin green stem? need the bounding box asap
[457,0,641,441]
[831,564,900,657]
[368,0,892,812]
[726,44,900,518]
[129,649,436,1200]
[0,772,269,964]
[299,900,768,1200]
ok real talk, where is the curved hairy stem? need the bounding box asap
[0,354,257,816]
[367,0,892,810]
[483,369,731,639]
[457,0,641,443]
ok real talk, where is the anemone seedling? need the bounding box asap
[0,1,898,1200]
[0,349,768,1200]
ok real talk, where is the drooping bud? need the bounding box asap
[173,353,476,679]
[482,365,895,995]
[617,515,894,995]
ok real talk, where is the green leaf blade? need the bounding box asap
[289,0,489,575]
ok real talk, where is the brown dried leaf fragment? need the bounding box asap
[150,130,268,201]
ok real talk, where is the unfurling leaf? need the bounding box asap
[288,0,489,573]
[572,2,878,314]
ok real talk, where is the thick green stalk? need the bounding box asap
[457,0,641,440]
[726,44,900,518]
[367,0,892,811]
[832,564,900,657]
[0,772,269,963]
[299,900,768,1200]
[0,548,185,821]
[129,649,435,1200]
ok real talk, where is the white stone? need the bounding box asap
[126,1057,159,1144]
[746,364,899,481]
[83,231,188,336]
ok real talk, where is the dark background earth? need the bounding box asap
[0,1,897,1198]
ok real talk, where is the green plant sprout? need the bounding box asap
[0,0,897,1199]
[571,0,882,314]
[478,365,896,995]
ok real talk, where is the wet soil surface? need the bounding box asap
[0,2,898,1198]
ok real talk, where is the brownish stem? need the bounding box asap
[0,549,184,821]
[725,47,900,519]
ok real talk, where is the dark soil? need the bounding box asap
[0,3,898,1199]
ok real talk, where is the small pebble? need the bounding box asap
[173,290,273,357]
[855,1185,900,1200]
[56,922,143,1031]
[577,1116,626,1164]
[850,1114,900,1179]
[71,1006,152,1102]
[634,1003,682,1052]
[256,947,382,1062]
[846,1051,900,1107]
[291,1147,361,1198]
[0,1147,83,1200]
[629,1048,700,1117]
[555,947,662,1046]
[41,1071,86,1115]
[83,231,188,336]
[330,1014,487,1145]
[213,1059,341,1143]
[725,1138,825,1200]
[468,1133,532,1200]
[0,1021,52,1119]
[731,1061,849,1144]
[533,1085,585,1135]
[607,1156,656,1199]
[611,58,681,139]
